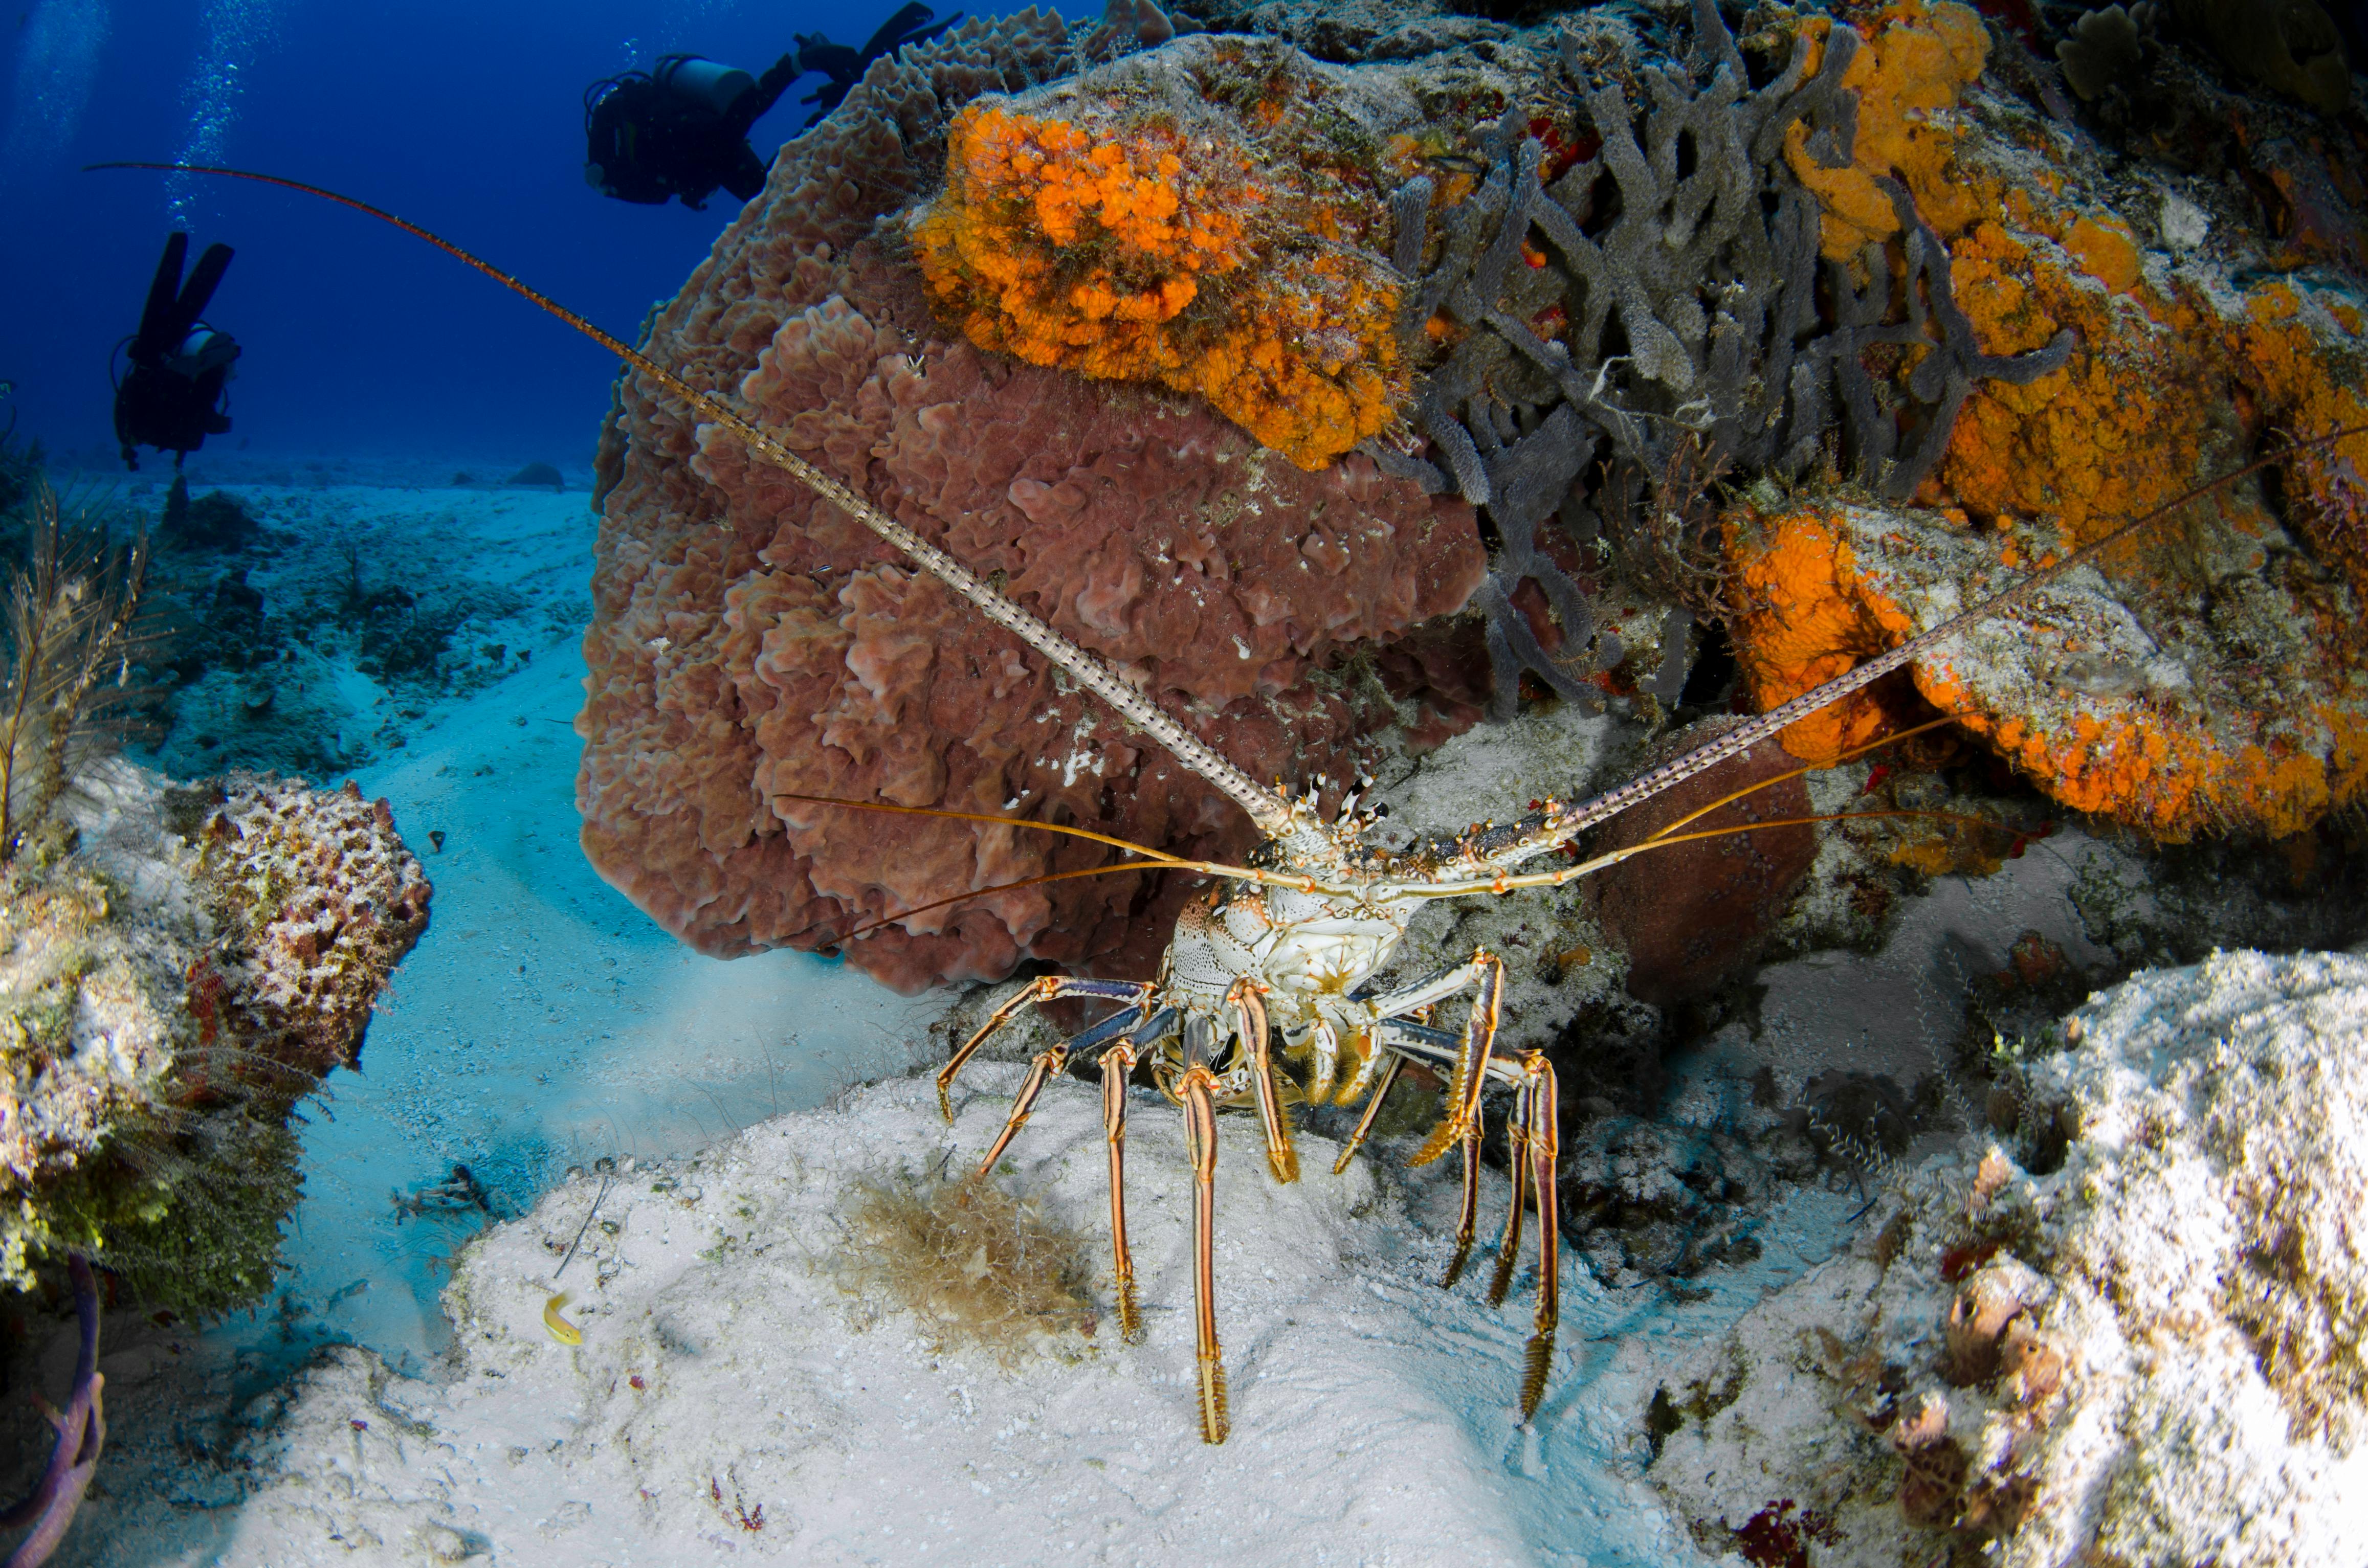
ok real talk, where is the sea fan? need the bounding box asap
[0,481,158,860]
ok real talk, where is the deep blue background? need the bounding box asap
[0,0,1082,471]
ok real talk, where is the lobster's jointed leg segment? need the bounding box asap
[1366,951,1504,1171]
[1487,1094,1532,1310]
[974,1043,1069,1177]
[1178,1065,1230,1445]
[1512,1052,1561,1421]
[1234,979,1299,1185]
[1331,1051,1406,1177]
[1100,1040,1143,1343]
[1442,1123,1485,1290]
[937,976,1157,1121]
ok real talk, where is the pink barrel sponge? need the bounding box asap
[578,18,1484,991]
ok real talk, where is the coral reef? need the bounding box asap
[1646,950,2368,1567]
[583,11,1489,990]
[583,0,2368,1003]
[1702,0,2368,840]
[0,762,428,1311]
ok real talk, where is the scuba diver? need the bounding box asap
[583,3,960,211]
[112,232,240,472]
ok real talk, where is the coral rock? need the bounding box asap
[1647,949,2368,1567]
[1727,0,2368,841]
[0,763,427,1310]
[1728,495,2368,839]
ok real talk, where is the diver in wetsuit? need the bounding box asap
[112,232,240,472]
[583,3,961,211]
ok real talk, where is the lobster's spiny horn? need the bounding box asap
[90,162,1298,839]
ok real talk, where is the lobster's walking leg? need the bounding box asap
[937,976,1154,1121]
[972,1043,1069,1176]
[1441,1115,1484,1289]
[1519,1051,1562,1423]
[1410,953,1507,1169]
[1487,1087,1532,1309]
[1099,1041,1143,1343]
[1331,1051,1406,1176]
[1179,1065,1229,1444]
[1234,980,1299,1184]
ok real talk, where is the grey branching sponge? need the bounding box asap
[1386,0,2069,717]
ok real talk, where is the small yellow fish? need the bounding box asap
[543,1292,582,1345]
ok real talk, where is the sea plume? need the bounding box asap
[0,480,158,861]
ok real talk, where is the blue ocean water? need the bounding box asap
[1,0,1082,467]
[1,0,1082,1373]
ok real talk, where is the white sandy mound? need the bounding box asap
[193,1065,1732,1566]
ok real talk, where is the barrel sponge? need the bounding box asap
[912,36,1417,470]
[581,30,1484,993]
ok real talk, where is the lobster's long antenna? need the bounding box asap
[1497,423,2368,863]
[87,162,1300,839]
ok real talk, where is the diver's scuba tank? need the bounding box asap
[652,56,757,117]
[164,326,239,385]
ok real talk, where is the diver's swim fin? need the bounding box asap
[178,242,235,332]
[131,232,191,364]
[130,234,236,366]
[859,3,961,66]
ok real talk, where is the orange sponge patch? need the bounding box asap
[915,91,1405,471]
[1727,511,1927,764]
[1782,0,1990,260]
[1729,505,2368,840]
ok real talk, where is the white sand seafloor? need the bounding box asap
[128,1068,1868,1568]
[17,474,2161,1564]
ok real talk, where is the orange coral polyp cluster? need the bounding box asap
[917,101,1401,469]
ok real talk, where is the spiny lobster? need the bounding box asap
[96,160,2360,1446]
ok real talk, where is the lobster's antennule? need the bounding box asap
[86,161,1299,840]
[827,861,1179,946]
[770,791,1193,864]
[1633,715,1957,850]
[1400,805,2034,902]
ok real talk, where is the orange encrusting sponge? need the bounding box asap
[914,103,1404,470]
[1729,509,2368,840]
